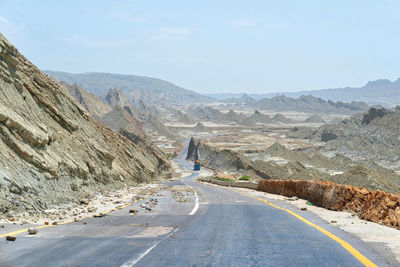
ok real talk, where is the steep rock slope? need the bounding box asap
[223,109,245,122]
[249,110,274,123]
[304,114,325,123]
[60,82,111,118]
[0,33,170,216]
[186,138,323,181]
[98,105,144,137]
[104,88,180,140]
[272,113,296,124]
[188,106,225,121]
[324,108,400,163]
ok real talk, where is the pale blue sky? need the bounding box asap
[1,0,399,94]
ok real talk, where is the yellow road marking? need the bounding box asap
[229,188,377,267]
[0,189,156,238]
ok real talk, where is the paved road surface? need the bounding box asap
[0,142,395,266]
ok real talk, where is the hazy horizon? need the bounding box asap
[44,69,399,97]
[1,0,400,94]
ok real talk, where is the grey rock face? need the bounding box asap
[0,33,171,218]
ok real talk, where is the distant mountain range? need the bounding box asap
[207,78,400,107]
[46,70,375,113]
[45,71,215,106]
[224,94,368,115]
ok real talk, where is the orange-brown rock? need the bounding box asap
[258,179,400,229]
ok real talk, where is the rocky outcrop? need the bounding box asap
[186,138,323,180]
[188,106,225,121]
[223,109,245,122]
[0,33,171,217]
[249,110,274,123]
[361,107,388,125]
[272,113,296,124]
[304,114,325,123]
[193,122,207,132]
[60,82,111,118]
[186,138,254,172]
[103,87,180,141]
[264,142,400,193]
[189,138,400,193]
[313,108,400,165]
[171,109,195,124]
[257,179,400,230]
[99,105,144,137]
[320,131,338,142]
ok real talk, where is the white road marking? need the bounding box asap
[121,228,179,267]
[235,200,246,203]
[120,242,159,267]
[189,191,199,215]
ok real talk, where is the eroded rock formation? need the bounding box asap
[0,33,171,217]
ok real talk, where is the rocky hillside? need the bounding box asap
[223,109,245,122]
[304,114,325,123]
[187,106,225,121]
[290,107,400,169]
[0,33,171,217]
[188,137,400,193]
[60,82,111,118]
[249,110,274,123]
[45,71,215,106]
[324,108,400,163]
[272,113,296,124]
[186,138,323,181]
[98,105,144,137]
[263,142,400,193]
[103,88,180,141]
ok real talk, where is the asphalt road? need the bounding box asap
[0,142,395,266]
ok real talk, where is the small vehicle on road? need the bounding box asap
[194,160,201,171]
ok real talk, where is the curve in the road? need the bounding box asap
[231,188,377,267]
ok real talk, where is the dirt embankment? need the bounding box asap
[258,179,400,229]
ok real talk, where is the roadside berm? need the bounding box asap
[257,179,400,229]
